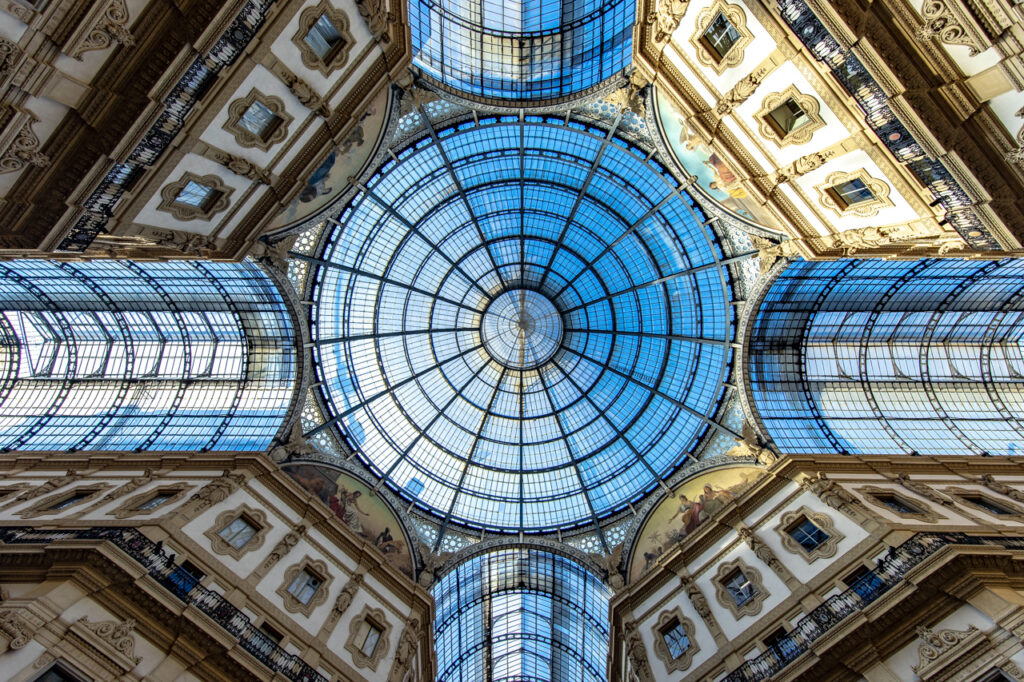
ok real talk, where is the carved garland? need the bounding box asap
[754,85,825,148]
[689,0,754,75]
[651,608,700,673]
[292,1,354,77]
[224,89,292,151]
[814,169,894,218]
[204,505,270,560]
[774,506,844,563]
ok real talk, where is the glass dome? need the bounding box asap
[309,115,734,533]
[410,0,634,101]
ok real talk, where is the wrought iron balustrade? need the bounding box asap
[723,533,1024,682]
[0,526,328,682]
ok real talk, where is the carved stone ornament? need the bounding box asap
[647,0,690,44]
[713,559,768,619]
[180,470,246,516]
[263,523,307,571]
[916,1,988,56]
[277,557,333,617]
[15,471,79,501]
[293,1,354,77]
[623,618,654,682]
[605,71,650,118]
[276,67,330,118]
[0,608,33,650]
[224,89,292,151]
[4,2,33,23]
[388,616,421,682]
[912,624,988,680]
[651,608,700,673]
[66,0,135,60]
[72,616,143,669]
[110,484,191,519]
[0,38,21,84]
[737,526,790,579]
[979,474,1024,504]
[725,421,776,466]
[690,0,754,74]
[855,485,943,523]
[800,472,859,512]
[207,148,271,184]
[327,571,364,628]
[0,110,50,174]
[775,506,844,562]
[345,605,392,671]
[943,487,1024,519]
[250,235,298,276]
[895,474,951,506]
[355,0,393,43]
[19,485,109,519]
[771,150,833,187]
[815,169,894,218]
[680,575,714,624]
[204,505,270,560]
[715,67,768,118]
[754,85,825,148]
[144,228,217,256]
[102,470,155,502]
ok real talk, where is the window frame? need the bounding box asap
[714,559,768,618]
[276,557,333,617]
[111,483,192,519]
[651,608,700,672]
[815,169,894,218]
[205,504,270,560]
[690,1,753,74]
[157,172,233,222]
[755,86,825,147]
[224,89,292,151]
[345,605,392,671]
[292,1,354,76]
[775,506,844,562]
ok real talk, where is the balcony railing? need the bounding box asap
[723,533,1024,682]
[0,526,329,682]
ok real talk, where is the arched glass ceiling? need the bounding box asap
[410,0,634,101]
[433,547,610,682]
[308,115,735,534]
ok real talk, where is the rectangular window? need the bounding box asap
[763,626,800,662]
[827,178,875,209]
[356,619,383,657]
[35,665,81,682]
[787,517,829,552]
[765,98,809,136]
[134,492,173,511]
[660,618,690,659]
[304,14,344,60]
[218,515,258,549]
[963,496,1012,515]
[47,490,95,511]
[701,13,741,60]
[724,569,758,607]
[843,565,884,601]
[874,494,921,514]
[288,569,322,605]
[175,181,220,211]
[238,100,281,140]
[259,621,284,644]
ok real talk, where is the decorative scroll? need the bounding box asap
[66,0,135,60]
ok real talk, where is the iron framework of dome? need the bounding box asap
[305,112,737,536]
[410,0,634,102]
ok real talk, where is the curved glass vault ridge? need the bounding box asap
[309,116,734,534]
[433,548,610,682]
[746,258,1024,456]
[410,0,634,101]
[0,260,296,452]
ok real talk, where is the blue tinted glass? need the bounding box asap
[309,117,734,533]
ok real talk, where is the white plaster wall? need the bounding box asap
[988,88,1023,141]
[695,543,791,640]
[675,0,777,92]
[638,591,719,680]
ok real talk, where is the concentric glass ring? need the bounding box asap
[310,116,734,533]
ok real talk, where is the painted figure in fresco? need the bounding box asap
[329,484,370,534]
[667,493,703,534]
[699,483,735,517]
[298,151,336,203]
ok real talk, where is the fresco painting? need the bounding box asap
[655,87,781,230]
[629,466,764,579]
[283,463,414,578]
[269,86,390,230]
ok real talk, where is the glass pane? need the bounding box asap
[788,518,828,550]
[725,570,757,606]
[662,621,690,659]
[703,13,740,58]
[239,100,278,137]
[175,180,215,208]
[304,14,343,59]
[219,517,257,548]
[832,178,874,206]
[767,99,808,135]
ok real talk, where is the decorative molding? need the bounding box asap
[205,147,272,184]
[176,470,246,519]
[66,0,135,60]
[204,505,270,560]
[737,525,795,583]
[800,472,861,513]
[18,485,109,519]
[856,485,943,523]
[355,0,393,43]
[775,506,844,562]
[690,0,753,74]
[224,89,292,151]
[388,615,421,682]
[647,0,690,44]
[71,616,143,671]
[276,557,333,617]
[326,571,364,628]
[623,618,654,682]
[0,608,32,651]
[651,608,700,673]
[292,1,353,77]
[273,65,331,118]
[912,624,987,680]
[262,523,306,572]
[814,168,894,218]
[943,487,1024,520]
[3,2,33,24]
[979,474,1024,504]
[14,471,79,502]
[754,85,825,147]
[713,559,767,619]
[345,605,392,671]
[101,471,156,503]
[715,66,769,118]
[109,484,191,519]
[0,109,50,174]
[157,172,234,222]
[916,1,988,57]
[0,38,21,84]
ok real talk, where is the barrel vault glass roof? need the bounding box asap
[306,114,735,535]
[410,0,634,101]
